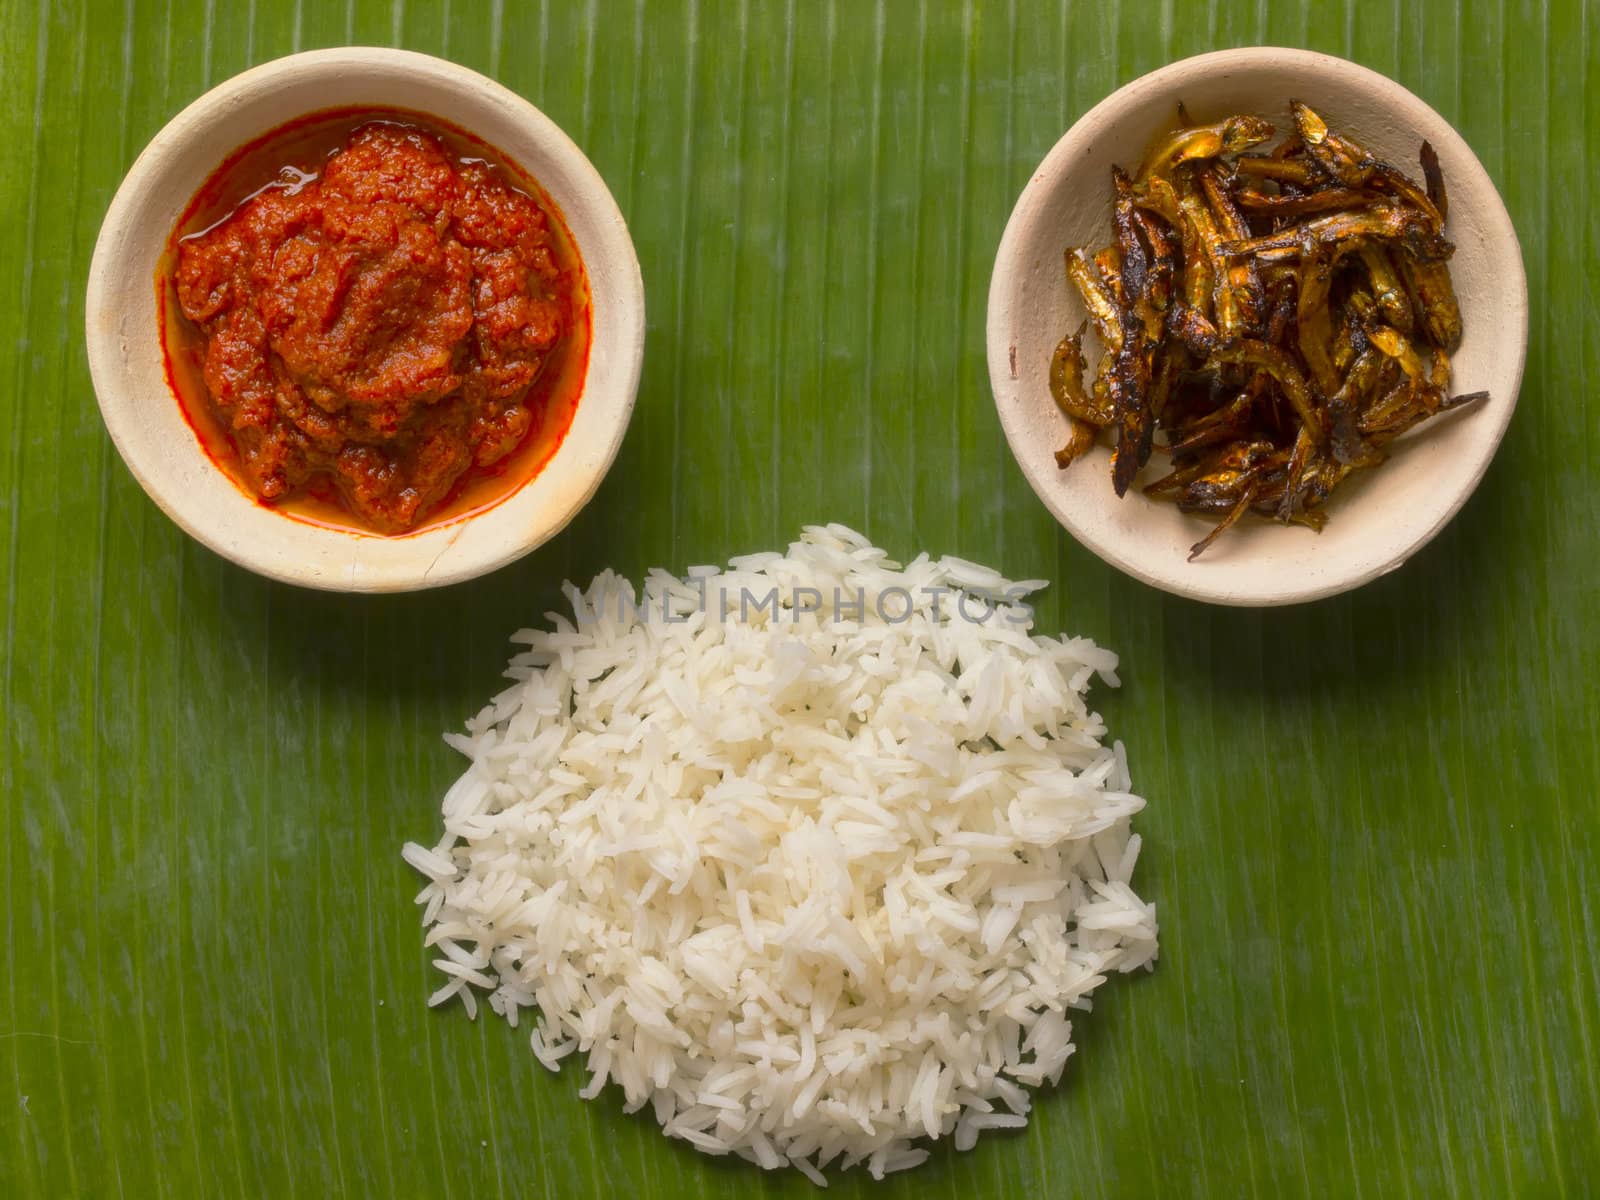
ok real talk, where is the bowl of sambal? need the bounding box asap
[87,47,644,591]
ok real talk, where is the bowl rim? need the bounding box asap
[985,45,1528,607]
[86,46,645,593]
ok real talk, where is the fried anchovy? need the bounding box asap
[1291,100,1374,187]
[1137,114,1275,183]
[1296,242,1343,396]
[1327,348,1387,465]
[1343,283,1379,326]
[1399,254,1463,352]
[1166,388,1255,455]
[1198,163,1264,337]
[1094,245,1127,310]
[1420,141,1448,220]
[1428,345,1451,390]
[1108,299,1155,498]
[1131,205,1177,314]
[1293,101,1445,229]
[1296,453,1357,510]
[1188,478,1259,560]
[1112,166,1151,309]
[1358,244,1414,333]
[1262,272,1298,349]
[1132,173,1183,226]
[1330,298,1371,377]
[1369,164,1444,229]
[1366,324,1429,381]
[1234,186,1376,217]
[1147,438,1275,498]
[1165,300,1219,357]
[1211,339,1325,439]
[1175,169,1241,334]
[1065,247,1123,351]
[1358,368,1425,435]
[1149,346,1178,425]
[1109,369,1153,496]
[1054,415,1097,468]
[1441,389,1489,412]
[1049,321,1115,427]
[1219,204,1452,263]
[1233,155,1323,186]
[1274,423,1318,521]
[1361,387,1486,447]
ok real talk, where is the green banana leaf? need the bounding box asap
[2,0,1595,1195]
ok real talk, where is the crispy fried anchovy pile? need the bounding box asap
[1050,101,1485,560]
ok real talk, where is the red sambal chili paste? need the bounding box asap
[163,110,590,534]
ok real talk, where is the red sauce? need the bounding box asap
[160,107,591,536]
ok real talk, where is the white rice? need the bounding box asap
[403,525,1158,1183]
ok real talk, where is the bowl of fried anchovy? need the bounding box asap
[987,47,1526,606]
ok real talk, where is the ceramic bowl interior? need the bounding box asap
[87,47,645,592]
[986,47,1526,606]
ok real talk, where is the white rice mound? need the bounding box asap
[403,525,1158,1183]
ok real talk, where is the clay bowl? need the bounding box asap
[87,47,645,592]
[987,47,1526,606]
